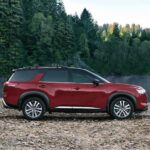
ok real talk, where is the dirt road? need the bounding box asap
[0,100,150,150]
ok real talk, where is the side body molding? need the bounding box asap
[18,91,50,110]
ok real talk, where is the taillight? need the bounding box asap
[4,82,18,87]
[7,83,18,87]
[3,82,7,92]
[3,82,18,98]
[3,82,7,97]
[3,82,18,92]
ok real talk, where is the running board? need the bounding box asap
[52,106,102,113]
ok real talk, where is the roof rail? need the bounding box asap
[12,66,35,71]
[12,65,72,72]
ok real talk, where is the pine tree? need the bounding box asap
[0,0,23,76]
[30,12,54,65]
[79,33,90,58]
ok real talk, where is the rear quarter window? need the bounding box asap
[9,70,39,82]
[41,69,69,82]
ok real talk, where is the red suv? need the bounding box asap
[2,66,148,120]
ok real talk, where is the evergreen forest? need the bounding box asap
[1,0,150,76]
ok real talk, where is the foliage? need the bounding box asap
[0,0,150,76]
[0,0,23,76]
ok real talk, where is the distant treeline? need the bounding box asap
[0,0,150,76]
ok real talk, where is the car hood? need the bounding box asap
[111,83,140,88]
[105,82,145,91]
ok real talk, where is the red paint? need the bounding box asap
[3,69,148,113]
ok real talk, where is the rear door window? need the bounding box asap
[9,70,39,82]
[41,69,69,82]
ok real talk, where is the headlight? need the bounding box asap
[137,87,146,94]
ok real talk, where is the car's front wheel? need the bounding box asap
[110,97,134,119]
[22,97,46,120]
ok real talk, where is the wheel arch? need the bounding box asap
[107,92,136,112]
[18,91,50,111]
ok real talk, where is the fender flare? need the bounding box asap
[18,91,50,110]
[107,92,136,112]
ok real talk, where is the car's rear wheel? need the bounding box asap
[22,97,46,120]
[110,97,134,119]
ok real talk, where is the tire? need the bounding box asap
[22,97,46,120]
[110,97,134,119]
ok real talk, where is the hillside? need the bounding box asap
[1,0,150,77]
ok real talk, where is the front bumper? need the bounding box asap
[135,105,148,113]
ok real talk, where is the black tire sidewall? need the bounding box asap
[22,97,46,120]
[110,97,134,119]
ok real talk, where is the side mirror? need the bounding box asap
[93,79,100,86]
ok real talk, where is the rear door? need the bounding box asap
[39,68,77,108]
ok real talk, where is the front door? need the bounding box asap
[68,69,106,109]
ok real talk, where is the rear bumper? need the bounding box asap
[2,98,10,108]
[2,98,18,109]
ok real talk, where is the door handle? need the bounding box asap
[74,87,80,90]
[39,84,46,88]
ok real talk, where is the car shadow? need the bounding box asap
[0,113,149,122]
[42,114,150,122]
[0,115,23,120]
[43,114,113,122]
[0,114,113,121]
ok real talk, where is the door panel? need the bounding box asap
[39,68,107,109]
[39,69,74,108]
[38,82,107,109]
[66,83,106,108]
[67,69,107,108]
[41,82,79,108]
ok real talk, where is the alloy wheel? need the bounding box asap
[25,100,43,119]
[113,100,132,118]
[22,97,46,120]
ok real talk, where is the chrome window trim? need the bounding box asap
[39,81,104,85]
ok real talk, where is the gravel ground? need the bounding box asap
[0,100,150,150]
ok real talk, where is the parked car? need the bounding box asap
[2,66,148,120]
